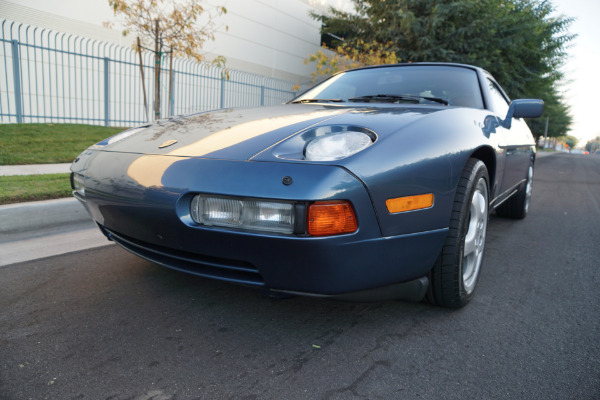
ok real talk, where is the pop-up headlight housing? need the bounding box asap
[305,130,373,161]
[96,125,150,146]
[268,125,376,162]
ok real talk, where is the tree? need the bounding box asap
[107,0,227,120]
[309,0,574,136]
[527,88,573,142]
[305,40,399,82]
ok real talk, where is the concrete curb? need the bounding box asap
[0,197,90,238]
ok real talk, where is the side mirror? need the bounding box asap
[502,99,544,128]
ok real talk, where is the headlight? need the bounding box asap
[191,195,295,234]
[305,130,373,161]
[71,173,85,197]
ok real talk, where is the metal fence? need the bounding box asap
[1,20,306,127]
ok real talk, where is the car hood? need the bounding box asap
[101,104,443,161]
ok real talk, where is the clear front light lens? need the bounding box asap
[305,131,373,161]
[191,195,295,234]
[192,196,243,228]
[72,173,85,197]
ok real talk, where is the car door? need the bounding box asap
[486,78,532,201]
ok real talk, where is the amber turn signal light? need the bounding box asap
[307,201,358,236]
[386,193,434,213]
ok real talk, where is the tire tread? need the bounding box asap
[427,158,489,308]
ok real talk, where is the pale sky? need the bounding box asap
[549,0,600,145]
[6,0,598,145]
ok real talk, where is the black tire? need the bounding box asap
[427,158,489,308]
[495,164,533,219]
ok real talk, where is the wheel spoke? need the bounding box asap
[462,178,488,294]
[524,166,533,213]
[464,232,477,255]
[474,192,486,218]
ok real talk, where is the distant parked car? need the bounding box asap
[71,63,543,308]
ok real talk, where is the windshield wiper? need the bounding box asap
[290,98,344,104]
[348,94,448,106]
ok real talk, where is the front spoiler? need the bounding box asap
[269,277,429,302]
[102,220,430,302]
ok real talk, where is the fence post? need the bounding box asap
[103,57,109,126]
[260,86,265,106]
[11,40,23,123]
[220,77,225,109]
[169,69,175,116]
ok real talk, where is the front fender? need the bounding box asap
[342,108,501,237]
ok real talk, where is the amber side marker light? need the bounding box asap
[308,201,358,236]
[386,193,434,213]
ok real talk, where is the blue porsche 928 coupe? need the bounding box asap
[71,63,543,308]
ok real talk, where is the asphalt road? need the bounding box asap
[1,153,599,400]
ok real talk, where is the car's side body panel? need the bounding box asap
[477,69,536,206]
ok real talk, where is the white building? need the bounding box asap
[0,0,339,125]
[0,0,328,83]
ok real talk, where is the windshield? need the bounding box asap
[295,65,485,109]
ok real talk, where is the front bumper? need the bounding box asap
[72,151,448,295]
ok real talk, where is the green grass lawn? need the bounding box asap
[0,123,126,204]
[0,123,124,164]
[0,173,72,205]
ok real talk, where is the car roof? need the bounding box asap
[338,62,487,75]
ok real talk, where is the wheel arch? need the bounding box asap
[470,146,496,195]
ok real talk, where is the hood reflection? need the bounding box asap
[126,108,347,188]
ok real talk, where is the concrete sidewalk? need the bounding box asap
[0,163,72,176]
[0,197,113,266]
[0,164,112,266]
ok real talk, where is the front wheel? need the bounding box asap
[428,158,489,308]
